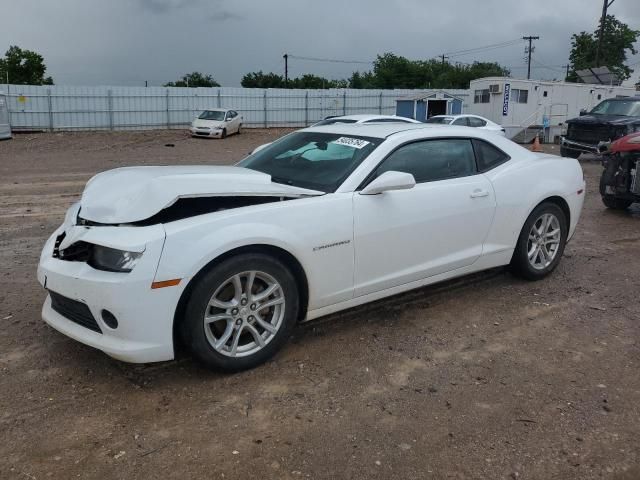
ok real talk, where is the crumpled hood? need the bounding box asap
[192,119,224,129]
[568,114,637,126]
[79,166,323,224]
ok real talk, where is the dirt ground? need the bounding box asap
[1,130,639,480]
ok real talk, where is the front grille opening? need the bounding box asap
[52,232,66,258]
[49,291,102,333]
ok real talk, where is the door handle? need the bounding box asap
[470,189,489,198]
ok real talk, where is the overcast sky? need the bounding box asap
[2,0,639,87]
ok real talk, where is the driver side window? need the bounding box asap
[374,139,476,184]
[452,117,468,126]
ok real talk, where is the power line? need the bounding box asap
[531,58,566,73]
[445,39,523,58]
[287,54,373,65]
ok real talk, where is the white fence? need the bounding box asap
[2,85,470,131]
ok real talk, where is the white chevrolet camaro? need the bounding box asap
[38,123,585,371]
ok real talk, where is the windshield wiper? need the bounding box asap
[270,176,296,186]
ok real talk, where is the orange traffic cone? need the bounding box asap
[531,134,543,152]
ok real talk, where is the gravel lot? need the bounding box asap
[1,130,639,480]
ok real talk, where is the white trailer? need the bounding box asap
[468,77,637,142]
[0,92,11,140]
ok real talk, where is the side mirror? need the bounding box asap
[360,171,416,195]
[579,109,588,116]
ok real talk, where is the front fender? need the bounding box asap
[154,194,355,312]
[156,221,307,285]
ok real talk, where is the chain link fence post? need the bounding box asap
[47,88,54,131]
[107,90,114,130]
[165,89,170,129]
[379,91,383,115]
[342,90,347,116]
[263,90,268,128]
[217,89,221,108]
[305,91,309,126]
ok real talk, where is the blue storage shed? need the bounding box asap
[396,91,465,121]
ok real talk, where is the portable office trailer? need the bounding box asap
[396,90,468,121]
[0,92,11,140]
[468,77,636,141]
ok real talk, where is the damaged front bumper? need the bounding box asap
[37,219,181,363]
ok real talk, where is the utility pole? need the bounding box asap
[440,54,448,66]
[522,36,540,80]
[145,80,148,87]
[595,0,614,67]
[283,53,289,87]
[564,64,570,80]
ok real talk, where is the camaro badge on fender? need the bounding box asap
[313,240,351,252]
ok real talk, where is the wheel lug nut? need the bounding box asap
[249,316,255,321]
[250,303,256,310]
[241,299,247,306]
[231,308,238,315]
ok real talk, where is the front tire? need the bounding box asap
[511,202,568,280]
[602,195,633,210]
[221,128,227,139]
[182,253,299,372]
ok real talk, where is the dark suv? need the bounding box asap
[561,97,640,158]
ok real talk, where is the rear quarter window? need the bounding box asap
[472,139,510,172]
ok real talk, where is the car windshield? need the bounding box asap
[238,132,382,193]
[426,116,454,124]
[313,119,358,126]
[198,110,226,121]
[590,100,640,117]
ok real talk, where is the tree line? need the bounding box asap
[240,55,509,89]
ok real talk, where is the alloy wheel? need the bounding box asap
[203,271,285,357]
[527,213,561,270]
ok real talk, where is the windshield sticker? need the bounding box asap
[332,137,370,149]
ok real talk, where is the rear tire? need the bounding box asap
[560,146,581,159]
[182,253,299,372]
[510,202,568,281]
[602,195,633,210]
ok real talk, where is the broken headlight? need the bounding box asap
[90,245,142,273]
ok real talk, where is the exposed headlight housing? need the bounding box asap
[89,245,142,273]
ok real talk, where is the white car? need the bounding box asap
[426,114,505,136]
[190,109,242,138]
[314,114,421,126]
[38,124,585,371]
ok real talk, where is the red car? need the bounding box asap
[600,132,640,209]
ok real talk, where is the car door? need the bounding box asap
[230,111,241,132]
[225,111,236,132]
[353,138,496,297]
